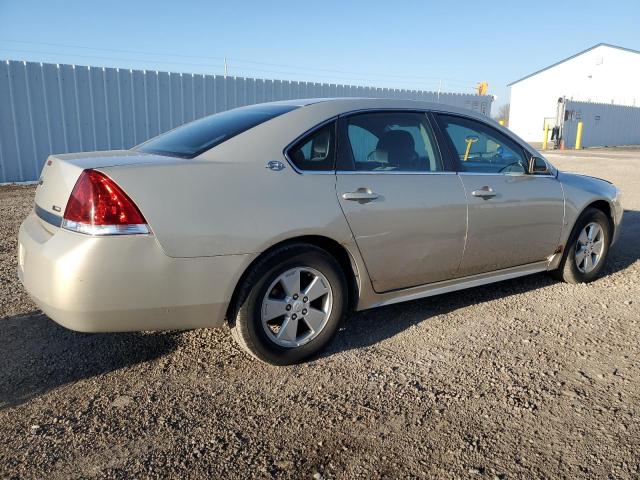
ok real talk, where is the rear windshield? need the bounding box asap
[135,104,298,158]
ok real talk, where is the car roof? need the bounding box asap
[263,97,486,119]
[259,98,536,158]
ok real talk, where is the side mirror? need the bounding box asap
[528,156,549,174]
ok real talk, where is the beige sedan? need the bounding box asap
[18,98,623,364]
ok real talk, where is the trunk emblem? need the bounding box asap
[266,161,285,172]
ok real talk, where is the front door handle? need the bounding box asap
[342,188,379,203]
[471,186,496,198]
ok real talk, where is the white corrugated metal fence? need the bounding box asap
[563,100,640,148]
[0,60,492,182]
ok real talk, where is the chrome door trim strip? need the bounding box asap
[335,170,455,175]
[457,171,556,177]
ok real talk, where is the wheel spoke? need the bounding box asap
[280,269,301,297]
[578,229,589,245]
[588,224,601,241]
[592,239,605,256]
[583,253,592,272]
[303,308,327,332]
[262,299,289,321]
[303,276,329,302]
[276,316,298,342]
[575,247,586,266]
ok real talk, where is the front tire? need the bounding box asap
[229,243,347,365]
[554,208,611,284]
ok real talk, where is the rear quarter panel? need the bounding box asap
[101,106,354,258]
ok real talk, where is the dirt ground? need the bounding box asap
[1,148,638,479]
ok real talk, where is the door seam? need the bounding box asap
[456,173,470,275]
[332,172,378,293]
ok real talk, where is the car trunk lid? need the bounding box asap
[34,150,178,230]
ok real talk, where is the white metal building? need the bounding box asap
[508,43,640,142]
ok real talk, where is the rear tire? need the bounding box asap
[553,208,611,284]
[229,243,347,365]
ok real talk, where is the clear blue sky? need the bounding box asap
[1,0,639,112]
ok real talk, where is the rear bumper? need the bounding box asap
[18,212,255,332]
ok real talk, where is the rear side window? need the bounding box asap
[135,104,298,158]
[287,122,336,171]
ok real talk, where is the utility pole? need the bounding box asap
[437,79,442,101]
[224,57,228,76]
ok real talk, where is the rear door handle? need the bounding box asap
[342,188,379,203]
[471,186,496,198]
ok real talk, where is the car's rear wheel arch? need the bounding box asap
[226,235,359,323]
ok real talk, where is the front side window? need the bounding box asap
[287,123,336,171]
[340,112,443,172]
[435,114,527,174]
[136,104,298,158]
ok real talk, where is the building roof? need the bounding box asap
[508,43,640,86]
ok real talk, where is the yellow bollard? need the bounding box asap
[575,121,583,149]
[542,123,549,150]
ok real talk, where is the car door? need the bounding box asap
[434,113,564,276]
[335,111,468,293]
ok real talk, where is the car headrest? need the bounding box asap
[377,130,416,164]
[310,130,330,161]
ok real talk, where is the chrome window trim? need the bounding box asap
[283,110,557,179]
[335,170,455,175]
[457,171,556,177]
[281,107,552,177]
[338,107,439,116]
[284,108,456,176]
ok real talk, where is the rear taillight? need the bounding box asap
[62,169,149,235]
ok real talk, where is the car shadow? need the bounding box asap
[604,209,640,275]
[1,211,636,399]
[323,208,640,358]
[324,272,557,358]
[0,312,181,409]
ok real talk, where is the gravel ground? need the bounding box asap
[1,149,639,479]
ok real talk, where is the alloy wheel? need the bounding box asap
[261,267,333,347]
[575,222,605,273]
